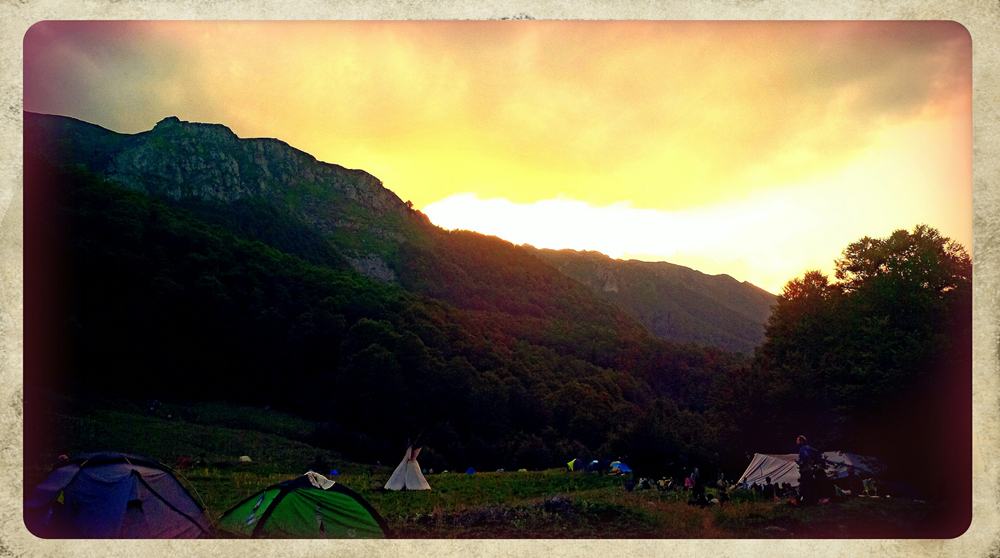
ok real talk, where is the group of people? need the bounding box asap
[627,436,873,507]
[746,478,796,500]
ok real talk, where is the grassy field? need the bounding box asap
[23,393,945,538]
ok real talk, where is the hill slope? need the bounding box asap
[527,248,776,353]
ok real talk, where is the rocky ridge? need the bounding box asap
[25,112,422,279]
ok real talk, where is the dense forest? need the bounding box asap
[25,157,736,475]
[24,113,970,522]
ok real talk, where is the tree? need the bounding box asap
[713,225,971,507]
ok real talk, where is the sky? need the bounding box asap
[23,21,972,294]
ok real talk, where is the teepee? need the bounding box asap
[385,446,431,491]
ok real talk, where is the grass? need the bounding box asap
[23,394,947,538]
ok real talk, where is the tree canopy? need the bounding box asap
[711,225,971,508]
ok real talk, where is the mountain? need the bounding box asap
[24,111,745,473]
[24,112,419,281]
[525,248,776,354]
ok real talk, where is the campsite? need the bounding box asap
[23,393,945,538]
[20,21,973,541]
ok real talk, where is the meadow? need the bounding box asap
[23,393,943,539]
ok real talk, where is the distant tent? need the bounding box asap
[239,456,252,463]
[24,452,210,538]
[588,459,611,473]
[609,461,632,474]
[466,467,476,475]
[567,458,584,472]
[384,446,430,491]
[217,472,390,538]
[737,452,878,488]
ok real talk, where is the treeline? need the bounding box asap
[26,158,735,474]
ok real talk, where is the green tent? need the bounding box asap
[216,472,390,538]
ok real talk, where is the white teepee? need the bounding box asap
[384,446,431,491]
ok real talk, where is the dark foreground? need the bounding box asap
[23,393,953,539]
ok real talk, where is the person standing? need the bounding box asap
[796,436,822,504]
[763,476,775,500]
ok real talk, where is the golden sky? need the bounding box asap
[24,21,972,294]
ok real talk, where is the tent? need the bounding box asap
[466,467,476,475]
[384,446,430,491]
[567,458,584,472]
[216,472,390,538]
[24,452,210,538]
[588,459,611,473]
[737,451,878,488]
[610,461,632,474]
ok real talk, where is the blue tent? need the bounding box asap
[25,452,209,538]
[610,461,633,474]
[465,467,476,475]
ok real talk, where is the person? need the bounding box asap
[796,435,822,505]
[799,469,819,505]
[796,436,821,470]
[846,467,863,496]
[763,476,775,500]
[688,482,709,507]
[815,469,834,500]
[717,487,730,505]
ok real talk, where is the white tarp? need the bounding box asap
[737,451,877,488]
[737,453,799,487]
[385,446,431,491]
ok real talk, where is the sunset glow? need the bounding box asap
[24,20,972,294]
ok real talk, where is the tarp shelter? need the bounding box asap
[384,446,430,491]
[24,452,209,538]
[567,458,584,471]
[216,472,390,538]
[737,452,878,488]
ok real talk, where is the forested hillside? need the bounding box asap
[528,248,775,353]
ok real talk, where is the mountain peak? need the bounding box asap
[151,115,238,140]
[154,115,182,127]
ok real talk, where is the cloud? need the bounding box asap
[423,112,971,295]
[24,22,970,210]
[23,21,970,293]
